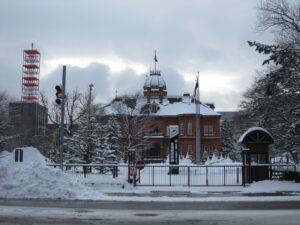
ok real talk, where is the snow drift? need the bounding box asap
[0,147,103,199]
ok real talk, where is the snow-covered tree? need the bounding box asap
[103,116,122,163]
[241,0,300,163]
[221,119,241,161]
[62,86,122,168]
[64,115,101,164]
[63,85,99,164]
[0,92,12,152]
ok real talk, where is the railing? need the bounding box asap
[137,165,242,186]
[47,164,243,186]
[247,164,297,181]
[47,163,125,178]
[270,164,297,180]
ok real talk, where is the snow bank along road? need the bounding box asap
[0,200,300,225]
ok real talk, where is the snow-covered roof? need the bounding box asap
[238,127,273,143]
[104,95,220,116]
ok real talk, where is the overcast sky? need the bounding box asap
[0,0,272,111]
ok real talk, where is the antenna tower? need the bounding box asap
[21,43,40,102]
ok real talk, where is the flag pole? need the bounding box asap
[154,50,157,72]
[195,72,201,164]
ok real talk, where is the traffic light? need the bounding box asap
[55,85,63,105]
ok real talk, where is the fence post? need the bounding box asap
[112,166,116,178]
[139,169,141,184]
[224,166,226,186]
[206,167,208,186]
[83,166,87,178]
[237,167,239,185]
[152,166,155,186]
[187,166,190,187]
[169,166,172,186]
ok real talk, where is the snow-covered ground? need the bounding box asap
[0,147,300,202]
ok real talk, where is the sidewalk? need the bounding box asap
[105,190,300,198]
[98,180,300,202]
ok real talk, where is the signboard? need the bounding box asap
[128,149,137,180]
[136,160,145,170]
[169,135,179,165]
[15,148,23,162]
[169,126,179,174]
[129,166,137,176]
[168,125,179,138]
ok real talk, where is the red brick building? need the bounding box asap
[104,69,221,162]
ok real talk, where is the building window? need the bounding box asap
[187,144,192,155]
[180,123,184,135]
[149,125,159,134]
[187,121,192,135]
[204,125,214,136]
[250,153,267,164]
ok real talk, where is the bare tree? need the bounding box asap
[257,0,300,45]
[40,91,60,124]
[40,89,87,135]
[65,89,87,135]
[107,93,154,159]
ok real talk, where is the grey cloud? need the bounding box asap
[40,63,111,103]
[0,0,270,110]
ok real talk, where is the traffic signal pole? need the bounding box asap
[59,66,66,169]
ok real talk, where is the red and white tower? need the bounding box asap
[21,43,40,102]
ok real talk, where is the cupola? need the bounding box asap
[143,51,167,103]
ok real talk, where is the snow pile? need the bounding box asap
[205,155,242,165]
[0,147,103,199]
[179,153,193,165]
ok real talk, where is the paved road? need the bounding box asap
[1,198,300,210]
[0,199,300,225]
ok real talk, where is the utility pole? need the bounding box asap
[59,65,66,169]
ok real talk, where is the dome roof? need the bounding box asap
[143,70,167,91]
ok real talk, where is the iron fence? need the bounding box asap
[136,165,242,186]
[47,164,243,186]
[47,163,299,186]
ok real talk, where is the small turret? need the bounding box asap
[143,51,167,103]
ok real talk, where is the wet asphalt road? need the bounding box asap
[0,199,300,225]
[1,198,300,210]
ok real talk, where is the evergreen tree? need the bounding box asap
[64,114,101,164]
[221,119,235,159]
[62,87,123,169]
[241,0,300,163]
[104,116,122,163]
[63,85,103,165]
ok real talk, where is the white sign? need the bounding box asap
[168,125,179,138]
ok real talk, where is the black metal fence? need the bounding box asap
[47,164,243,186]
[135,165,243,186]
[47,163,299,186]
